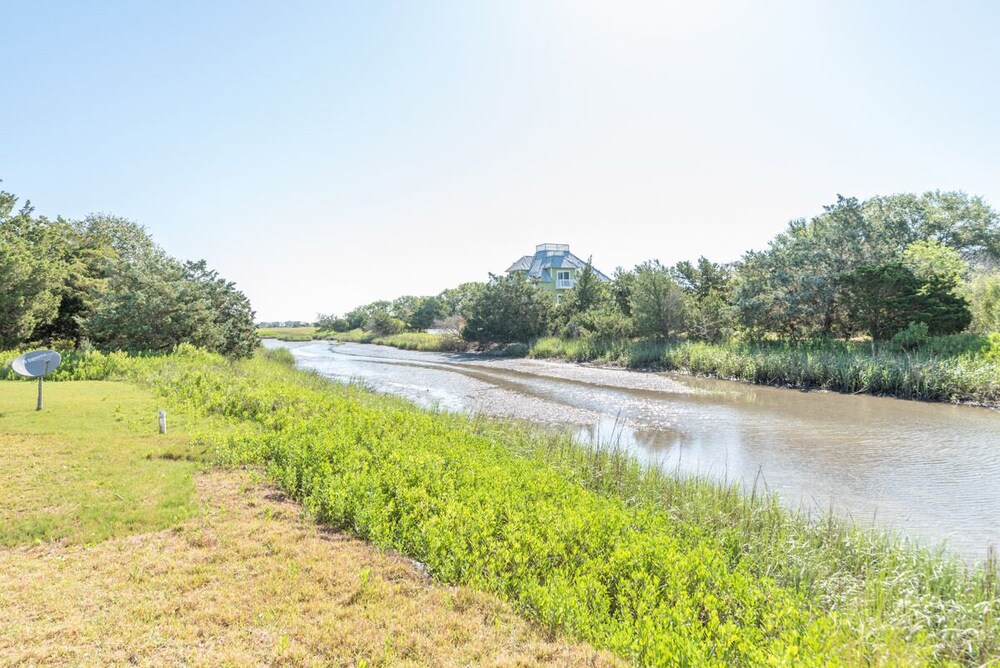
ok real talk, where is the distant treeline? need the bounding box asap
[0,186,257,357]
[257,320,313,329]
[321,192,1000,346]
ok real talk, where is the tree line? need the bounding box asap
[322,191,1000,345]
[0,186,257,356]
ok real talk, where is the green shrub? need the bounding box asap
[892,321,929,351]
[126,351,997,665]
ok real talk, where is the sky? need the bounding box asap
[3,1,1000,320]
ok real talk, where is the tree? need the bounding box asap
[462,273,554,343]
[863,191,1000,263]
[562,258,609,316]
[840,262,971,340]
[83,257,221,352]
[183,260,258,358]
[438,282,486,318]
[364,310,406,337]
[344,300,391,330]
[629,261,687,339]
[673,257,733,342]
[610,267,635,317]
[901,239,967,288]
[407,296,445,331]
[316,313,351,332]
[730,194,979,339]
[964,270,1000,333]
[0,191,67,347]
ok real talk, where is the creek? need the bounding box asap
[264,339,1000,559]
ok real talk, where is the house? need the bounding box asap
[505,243,610,299]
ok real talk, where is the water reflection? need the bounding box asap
[264,339,1000,559]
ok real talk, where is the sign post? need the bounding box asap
[10,350,62,410]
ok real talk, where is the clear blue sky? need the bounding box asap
[4,1,999,320]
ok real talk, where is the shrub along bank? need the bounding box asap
[15,346,994,665]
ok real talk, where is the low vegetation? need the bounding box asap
[256,325,320,341]
[16,346,994,665]
[0,380,200,545]
[0,366,613,665]
[528,334,1000,405]
[330,329,465,352]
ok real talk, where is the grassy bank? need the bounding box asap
[0,372,613,665]
[330,328,465,351]
[56,347,994,665]
[11,347,997,664]
[528,335,1000,406]
[256,325,321,341]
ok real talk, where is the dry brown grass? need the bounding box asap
[0,469,619,667]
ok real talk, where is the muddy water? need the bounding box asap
[264,339,1000,559]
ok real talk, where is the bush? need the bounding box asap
[363,311,406,337]
[130,350,998,665]
[462,273,554,343]
[892,321,929,351]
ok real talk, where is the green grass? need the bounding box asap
[123,350,997,666]
[5,345,998,664]
[0,380,203,546]
[256,326,319,341]
[374,332,466,351]
[527,335,1000,406]
[329,328,377,343]
[330,329,464,351]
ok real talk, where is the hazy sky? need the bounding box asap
[4,1,1000,320]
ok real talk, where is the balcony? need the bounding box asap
[556,279,574,289]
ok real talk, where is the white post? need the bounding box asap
[36,360,49,411]
[158,410,167,434]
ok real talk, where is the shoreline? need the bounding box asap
[267,335,1000,410]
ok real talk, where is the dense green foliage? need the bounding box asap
[0,188,256,356]
[964,270,1000,333]
[25,348,995,665]
[315,191,1000,403]
[461,273,555,343]
[324,193,998,349]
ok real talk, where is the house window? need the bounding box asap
[556,270,573,289]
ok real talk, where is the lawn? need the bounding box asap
[0,378,612,665]
[0,380,201,546]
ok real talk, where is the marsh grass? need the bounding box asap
[331,329,465,351]
[256,326,319,341]
[528,336,1000,405]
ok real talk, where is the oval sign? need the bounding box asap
[11,350,62,378]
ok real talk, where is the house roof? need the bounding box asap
[505,244,611,283]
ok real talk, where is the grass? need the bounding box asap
[0,380,201,546]
[5,346,998,664]
[0,373,613,665]
[257,325,319,341]
[0,468,615,666]
[123,349,997,666]
[331,329,465,351]
[527,335,1000,406]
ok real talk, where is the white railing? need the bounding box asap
[556,279,574,289]
[536,243,570,253]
